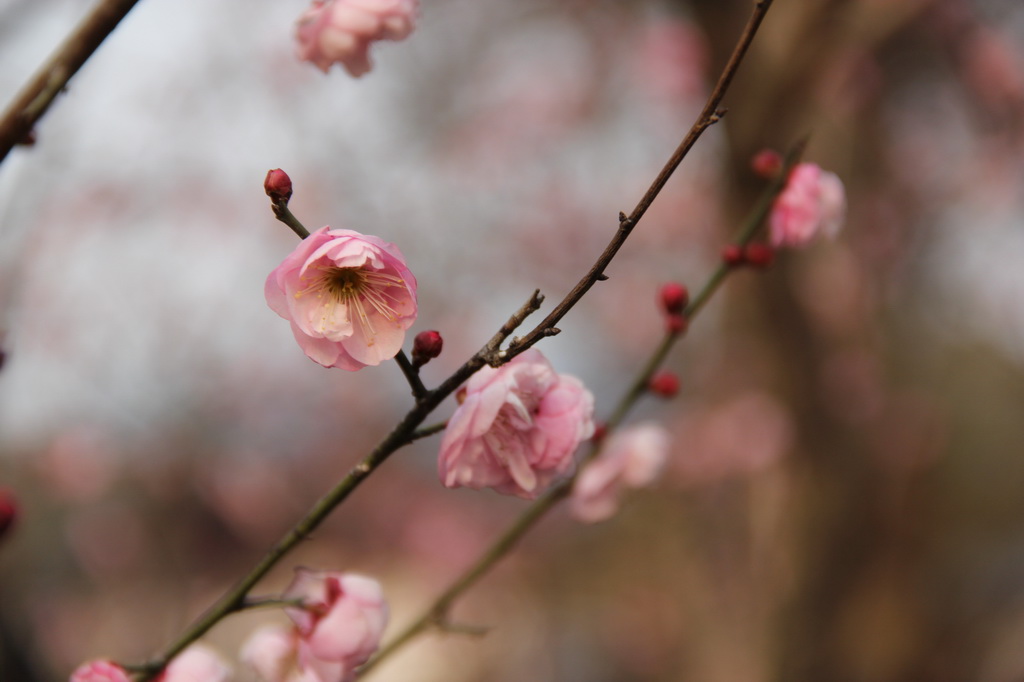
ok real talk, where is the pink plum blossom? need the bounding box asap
[768,163,846,248]
[265,227,417,370]
[295,0,419,77]
[439,349,595,499]
[570,423,670,523]
[243,569,388,682]
[69,661,131,682]
[241,625,307,682]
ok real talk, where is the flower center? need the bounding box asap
[297,264,407,343]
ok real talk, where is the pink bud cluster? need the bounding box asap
[295,0,419,77]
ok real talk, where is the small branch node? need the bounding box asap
[596,273,609,282]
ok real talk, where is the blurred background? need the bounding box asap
[2,0,1024,680]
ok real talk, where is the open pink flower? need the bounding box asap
[296,0,419,77]
[243,571,387,682]
[266,227,417,370]
[439,349,595,499]
[769,163,846,248]
[570,423,670,523]
[70,661,131,682]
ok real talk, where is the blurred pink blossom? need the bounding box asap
[295,0,418,77]
[671,392,794,487]
[571,423,670,523]
[70,647,230,682]
[162,645,232,682]
[632,19,708,103]
[241,625,302,682]
[439,349,595,499]
[769,163,846,248]
[266,227,417,370]
[69,661,131,682]
[243,569,388,682]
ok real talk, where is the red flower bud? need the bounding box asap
[0,489,17,544]
[412,330,443,367]
[722,244,745,266]
[648,370,680,398]
[744,243,775,268]
[666,313,688,335]
[264,168,293,203]
[751,148,783,178]
[591,422,608,443]
[659,282,689,316]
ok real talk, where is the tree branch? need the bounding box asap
[0,0,144,166]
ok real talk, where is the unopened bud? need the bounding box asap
[744,243,775,268]
[722,244,745,266]
[0,489,17,544]
[666,313,688,335]
[648,370,680,398]
[264,168,293,203]
[412,330,443,367]
[591,422,608,443]
[751,148,783,178]
[659,282,689,316]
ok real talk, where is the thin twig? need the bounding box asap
[394,350,428,401]
[271,201,311,240]
[505,0,776,361]
[0,0,144,166]
[410,421,447,442]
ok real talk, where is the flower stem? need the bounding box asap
[394,350,429,401]
[271,200,311,240]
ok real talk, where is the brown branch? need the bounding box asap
[505,0,775,360]
[0,0,144,166]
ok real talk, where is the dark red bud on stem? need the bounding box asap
[743,243,775,268]
[412,330,443,368]
[751,148,783,178]
[648,370,680,398]
[659,282,689,316]
[722,244,745,266]
[666,313,688,335]
[0,489,18,545]
[264,168,293,203]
